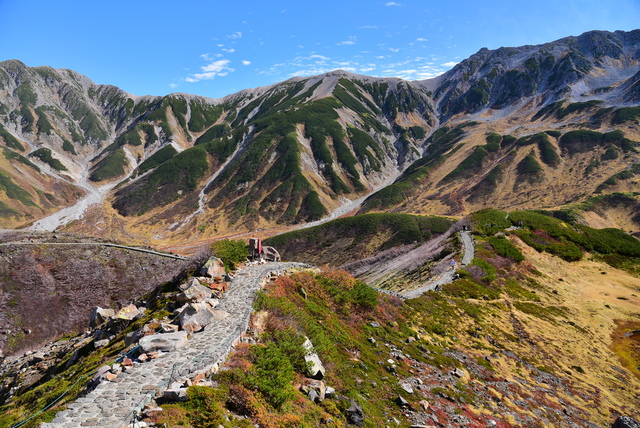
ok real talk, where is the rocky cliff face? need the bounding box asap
[0,29,639,241]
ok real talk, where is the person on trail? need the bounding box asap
[450,259,456,270]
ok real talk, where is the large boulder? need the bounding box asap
[115,304,140,321]
[179,303,229,333]
[303,337,326,380]
[139,331,188,353]
[177,278,213,303]
[200,257,226,278]
[89,307,116,328]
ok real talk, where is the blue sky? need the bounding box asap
[1,0,639,99]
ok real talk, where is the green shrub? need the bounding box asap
[0,124,25,151]
[211,239,249,271]
[28,148,67,171]
[4,148,40,172]
[486,236,524,261]
[136,144,177,175]
[441,145,489,183]
[471,208,511,235]
[247,342,295,409]
[612,106,640,124]
[89,149,127,181]
[601,146,619,161]
[516,151,543,177]
[62,139,77,155]
[264,328,309,373]
[0,171,36,206]
[441,278,500,300]
[339,281,378,310]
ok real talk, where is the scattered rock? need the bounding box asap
[115,304,141,321]
[200,257,226,278]
[163,388,188,402]
[179,303,228,333]
[369,321,381,328]
[419,400,430,411]
[139,331,189,353]
[177,279,213,303]
[346,399,364,426]
[400,382,414,394]
[301,379,326,402]
[160,323,180,333]
[303,337,326,380]
[396,395,410,408]
[451,368,467,378]
[124,328,145,347]
[89,307,115,328]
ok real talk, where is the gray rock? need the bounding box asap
[89,307,115,328]
[396,395,410,408]
[179,303,228,333]
[94,330,114,341]
[124,328,144,347]
[400,382,414,394]
[369,321,381,328]
[200,257,226,278]
[31,352,45,363]
[163,388,188,402]
[94,338,111,348]
[451,368,467,378]
[346,400,364,426]
[303,337,325,380]
[325,386,335,398]
[139,331,189,353]
[177,279,213,303]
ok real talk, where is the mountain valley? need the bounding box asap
[0,29,639,428]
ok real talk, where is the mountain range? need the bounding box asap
[0,29,639,246]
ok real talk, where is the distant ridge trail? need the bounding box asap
[38,262,306,428]
[397,230,475,300]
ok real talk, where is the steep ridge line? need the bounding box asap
[37,262,307,428]
[0,241,187,260]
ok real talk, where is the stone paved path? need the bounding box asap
[40,262,306,428]
[400,231,475,299]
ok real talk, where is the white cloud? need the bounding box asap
[186,59,234,82]
[442,61,458,67]
[309,54,330,61]
[227,31,242,39]
[337,36,357,46]
[222,48,236,53]
[416,38,427,42]
[168,83,178,88]
[385,2,403,6]
[242,60,251,66]
[388,48,400,52]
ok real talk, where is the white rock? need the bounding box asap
[139,331,189,353]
